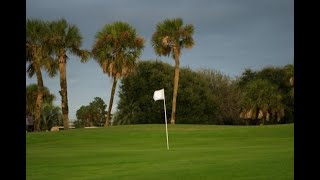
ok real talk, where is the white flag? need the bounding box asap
[153,88,169,150]
[153,89,164,101]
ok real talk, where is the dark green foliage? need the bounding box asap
[256,65,294,123]
[175,68,217,124]
[115,62,293,125]
[114,60,217,125]
[75,97,107,127]
[197,69,243,125]
[237,69,256,89]
[114,60,174,125]
[241,79,284,124]
[238,65,294,123]
[73,119,85,129]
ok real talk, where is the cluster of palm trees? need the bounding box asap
[27,19,89,131]
[26,17,195,131]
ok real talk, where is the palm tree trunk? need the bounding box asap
[106,76,118,127]
[59,54,69,130]
[171,47,180,125]
[34,64,43,132]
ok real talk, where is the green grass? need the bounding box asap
[26,124,294,180]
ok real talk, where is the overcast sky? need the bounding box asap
[26,0,294,120]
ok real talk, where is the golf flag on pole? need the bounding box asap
[153,89,169,150]
[153,89,164,101]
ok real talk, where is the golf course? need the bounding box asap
[26,124,294,180]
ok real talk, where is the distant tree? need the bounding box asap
[88,97,107,126]
[75,105,91,127]
[151,18,195,124]
[26,19,57,131]
[48,18,90,130]
[92,21,144,126]
[75,97,107,127]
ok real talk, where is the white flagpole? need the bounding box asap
[163,91,169,150]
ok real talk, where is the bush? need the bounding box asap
[115,60,218,124]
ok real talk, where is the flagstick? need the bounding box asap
[163,93,169,150]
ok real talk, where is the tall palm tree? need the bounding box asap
[48,18,90,130]
[26,19,57,131]
[92,21,144,126]
[151,18,194,124]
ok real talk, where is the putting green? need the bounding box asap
[27,124,294,180]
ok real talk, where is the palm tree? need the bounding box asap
[151,18,194,124]
[92,21,144,126]
[48,18,90,130]
[26,84,56,116]
[41,103,63,131]
[26,19,57,131]
[241,79,284,125]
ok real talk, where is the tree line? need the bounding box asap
[113,61,293,125]
[27,60,293,129]
[27,17,293,130]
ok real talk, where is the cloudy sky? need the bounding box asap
[26,0,294,120]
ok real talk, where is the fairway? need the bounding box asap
[26,124,294,180]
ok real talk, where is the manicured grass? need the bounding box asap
[26,124,294,180]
